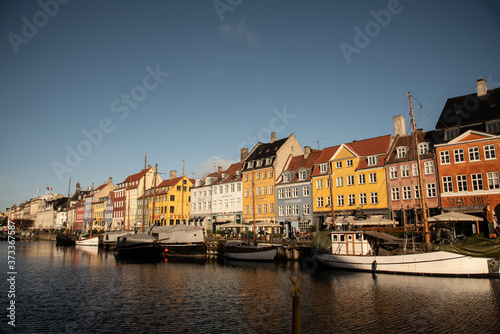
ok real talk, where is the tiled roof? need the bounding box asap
[220,162,243,183]
[385,131,435,164]
[346,134,392,156]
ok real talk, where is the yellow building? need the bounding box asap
[242,133,303,225]
[147,172,194,226]
[93,197,106,230]
[331,135,393,219]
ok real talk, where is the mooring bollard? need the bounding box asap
[290,274,302,334]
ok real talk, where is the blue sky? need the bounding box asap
[1,0,500,211]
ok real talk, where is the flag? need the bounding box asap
[47,187,52,191]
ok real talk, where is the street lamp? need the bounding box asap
[456,198,462,212]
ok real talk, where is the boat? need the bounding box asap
[224,240,277,261]
[153,224,206,258]
[102,230,128,250]
[313,230,500,277]
[314,93,500,278]
[115,230,164,259]
[75,234,100,246]
[223,167,277,261]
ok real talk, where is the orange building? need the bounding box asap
[435,130,500,233]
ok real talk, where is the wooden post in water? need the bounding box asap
[290,274,302,334]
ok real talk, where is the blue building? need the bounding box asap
[275,146,320,237]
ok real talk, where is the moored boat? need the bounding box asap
[56,233,76,246]
[314,230,500,277]
[224,240,277,261]
[102,230,128,250]
[75,235,100,246]
[115,232,163,259]
[153,225,206,258]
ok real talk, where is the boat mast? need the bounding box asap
[408,93,431,249]
[90,182,94,238]
[181,160,184,224]
[67,176,72,231]
[142,153,147,233]
[328,161,335,228]
[152,164,157,226]
[252,167,257,245]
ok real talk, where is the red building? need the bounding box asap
[435,130,500,234]
[75,200,84,231]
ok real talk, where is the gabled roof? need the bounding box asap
[220,162,243,183]
[311,146,340,177]
[435,129,499,147]
[245,137,289,161]
[277,150,322,184]
[123,168,153,187]
[435,86,500,130]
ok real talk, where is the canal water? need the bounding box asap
[2,242,500,334]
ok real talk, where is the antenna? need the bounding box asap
[315,138,323,150]
[211,157,221,171]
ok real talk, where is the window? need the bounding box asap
[401,165,410,178]
[256,171,260,180]
[262,186,267,195]
[336,177,343,187]
[444,128,459,141]
[292,205,299,215]
[412,163,419,176]
[347,175,354,186]
[369,173,377,183]
[269,203,274,213]
[487,172,500,189]
[292,187,298,198]
[278,189,284,199]
[320,163,328,173]
[326,196,331,207]
[170,206,175,213]
[337,195,344,206]
[454,148,465,163]
[403,186,412,200]
[266,158,272,165]
[303,204,310,215]
[303,186,310,197]
[359,193,367,205]
[263,203,267,213]
[424,161,434,175]
[285,188,291,198]
[283,173,291,182]
[269,185,274,194]
[370,192,378,204]
[285,205,291,216]
[347,159,354,167]
[237,183,241,191]
[415,185,421,199]
[358,174,366,184]
[278,206,284,216]
[348,194,355,206]
[396,147,407,159]
[298,170,307,180]
[244,189,248,197]
[426,183,437,198]
[389,166,398,179]
[486,120,500,134]
[391,187,400,201]
[440,151,450,165]
[257,204,261,214]
[442,176,453,193]
[244,205,249,214]
[317,197,324,207]
[269,169,274,178]
[170,195,175,201]
[336,161,342,169]
[471,173,483,191]
[484,144,496,160]
[457,175,468,192]
[262,170,267,179]
[316,179,323,189]
[326,178,331,188]
[419,143,429,155]
[469,147,480,161]
[256,187,261,196]
[368,156,377,166]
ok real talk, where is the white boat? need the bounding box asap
[75,235,100,246]
[224,241,277,261]
[314,230,500,277]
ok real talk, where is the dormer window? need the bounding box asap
[396,147,407,159]
[266,157,272,165]
[419,143,429,155]
[256,160,263,167]
[444,127,459,141]
[298,170,307,181]
[486,120,500,134]
[367,156,377,166]
[283,173,292,182]
[320,163,328,173]
[247,161,253,169]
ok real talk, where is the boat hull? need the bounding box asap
[162,243,206,258]
[315,251,500,277]
[75,236,99,246]
[224,245,277,261]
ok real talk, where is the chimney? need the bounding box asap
[147,165,151,169]
[270,132,276,143]
[218,166,222,173]
[170,170,177,179]
[304,146,311,159]
[108,177,113,184]
[393,115,406,137]
[241,148,249,162]
[476,78,487,97]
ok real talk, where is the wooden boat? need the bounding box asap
[102,230,128,250]
[115,232,163,259]
[314,230,500,277]
[56,233,76,246]
[153,225,206,258]
[224,240,277,261]
[75,235,99,246]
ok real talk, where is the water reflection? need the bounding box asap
[3,242,500,334]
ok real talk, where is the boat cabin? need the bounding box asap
[328,231,406,256]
